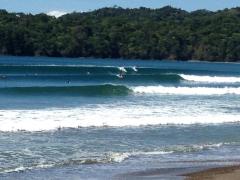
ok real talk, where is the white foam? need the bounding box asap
[134,151,173,155]
[134,143,223,155]
[118,67,127,73]
[107,153,130,163]
[132,66,138,72]
[132,86,240,95]
[1,164,54,174]
[107,143,224,161]
[201,143,223,148]
[181,74,240,83]
[0,105,240,132]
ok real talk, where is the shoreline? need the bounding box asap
[183,165,240,180]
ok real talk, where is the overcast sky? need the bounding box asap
[0,0,240,15]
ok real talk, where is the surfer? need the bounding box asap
[117,67,126,79]
[118,71,124,79]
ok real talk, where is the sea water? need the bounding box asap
[0,56,240,179]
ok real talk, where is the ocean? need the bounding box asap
[0,56,240,179]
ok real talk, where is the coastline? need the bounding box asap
[184,165,240,180]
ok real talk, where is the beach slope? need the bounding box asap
[185,165,240,180]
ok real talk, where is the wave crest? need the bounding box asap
[0,84,131,96]
[132,86,240,95]
[181,74,240,83]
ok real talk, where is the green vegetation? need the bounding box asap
[1,6,240,61]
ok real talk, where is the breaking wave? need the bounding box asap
[180,74,240,83]
[1,107,240,132]
[133,86,240,95]
[1,84,240,96]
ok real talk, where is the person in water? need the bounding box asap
[119,71,124,78]
[117,69,125,79]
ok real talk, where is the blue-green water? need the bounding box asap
[0,56,240,179]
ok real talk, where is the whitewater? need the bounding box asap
[180,74,240,83]
[1,107,240,132]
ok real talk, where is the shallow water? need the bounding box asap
[0,56,240,179]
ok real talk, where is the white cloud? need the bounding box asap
[47,10,67,18]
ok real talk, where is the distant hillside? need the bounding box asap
[1,6,240,61]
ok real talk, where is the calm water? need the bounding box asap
[0,56,240,179]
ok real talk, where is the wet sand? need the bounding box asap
[185,165,240,180]
[117,165,240,180]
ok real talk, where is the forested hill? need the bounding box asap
[1,6,240,61]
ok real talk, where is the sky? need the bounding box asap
[0,0,240,16]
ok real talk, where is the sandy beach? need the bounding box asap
[185,165,240,180]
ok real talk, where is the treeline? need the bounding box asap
[1,6,240,61]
